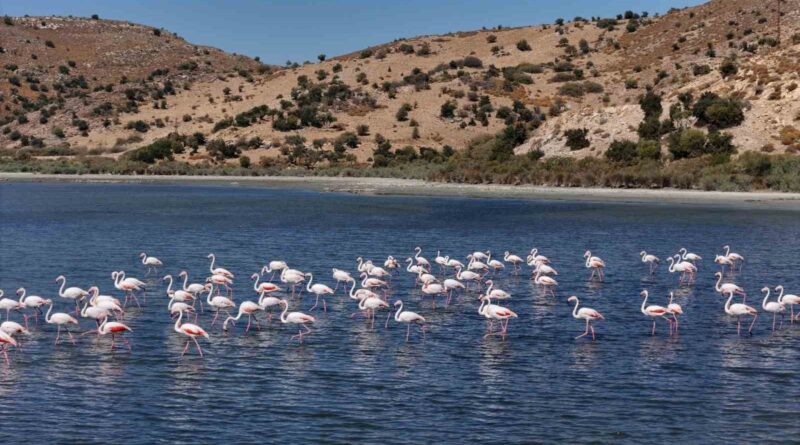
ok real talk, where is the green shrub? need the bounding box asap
[396,103,412,121]
[692,93,744,129]
[668,128,707,159]
[127,138,177,163]
[636,139,661,160]
[719,58,738,78]
[564,128,590,150]
[605,139,638,163]
[440,100,457,118]
[516,40,532,51]
[239,155,251,168]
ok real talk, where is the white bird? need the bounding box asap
[724,291,757,336]
[584,251,606,281]
[533,271,558,296]
[478,295,517,338]
[527,248,550,265]
[305,273,334,312]
[358,295,389,329]
[567,296,604,340]
[280,268,306,298]
[17,287,51,326]
[140,252,163,275]
[421,282,446,308]
[416,269,437,286]
[262,260,288,281]
[205,284,236,327]
[775,285,800,322]
[484,280,511,300]
[174,309,209,357]
[0,290,24,320]
[534,263,558,276]
[640,290,672,335]
[667,255,696,284]
[222,301,263,333]
[468,250,490,262]
[251,273,282,294]
[97,316,132,351]
[761,287,784,333]
[179,270,206,294]
[455,265,482,289]
[405,258,427,276]
[640,251,660,274]
[486,256,505,273]
[714,272,745,297]
[332,268,355,293]
[279,300,315,344]
[207,253,234,278]
[443,278,465,303]
[383,256,400,272]
[678,248,702,263]
[503,251,524,272]
[667,292,683,333]
[56,275,89,314]
[413,247,430,267]
[390,300,425,341]
[45,301,79,345]
[0,329,18,364]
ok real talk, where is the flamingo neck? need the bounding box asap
[395,302,403,321]
[17,288,26,303]
[280,302,289,323]
[174,310,183,332]
[724,292,734,313]
[348,280,357,299]
[45,302,54,323]
[165,276,173,295]
[252,274,260,292]
[209,255,216,274]
[99,316,108,332]
[206,286,215,305]
[181,273,189,291]
[724,246,731,256]
[58,277,66,297]
[81,298,90,317]
[776,286,784,303]
[641,292,649,314]
[141,254,147,265]
[168,296,175,311]
[571,298,580,318]
[714,273,723,292]
[358,297,366,310]
[306,274,314,292]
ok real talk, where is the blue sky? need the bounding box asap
[2,0,705,64]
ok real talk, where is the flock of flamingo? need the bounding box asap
[0,244,797,363]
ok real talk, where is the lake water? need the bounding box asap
[1,182,799,444]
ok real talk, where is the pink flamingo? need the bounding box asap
[667,292,683,333]
[714,272,745,298]
[640,251,660,275]
[640,290,672,335]
[262,261,288,282]
[305,273,334,312]
[775,285,800,322]
[139,252,163,276]
[223,301,263,333]
[503,251,524,273]
[279,299,315,344]
[0,290,24,321]
[358,295,390,328]
[724,290,757,336]
[97,316,132,351]
[584,251,605,281]
[174,309,209,357]
[0,330,18,365]
[16,288,51,326]
[533,271,558,297]
[389,300,426,341]
[207,253,234,278]
[478,295,517,338]
[56,275,89,314]
[45,301,79,345]
[761,287,784,333]
[567,296,604,340]
[252,273,282,294]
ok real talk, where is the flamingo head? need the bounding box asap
[139,252,146,258]
[714,271,722,277]
[162,274,172,281]
[485,280,493,286]
[15,287,24,295]
[567,296,578,303]
[723,245,730,250]
[56,275,65,282]
[260,265,269,275]
[393,300,402,306]
[207,253,214,259]
[761,286,770,293]
[279,299,289,307]
[504,251,510,256]
[178,270,187,277]
[583,251,591,258]
[251,273,259,280]
[639,290,648,297]
[405,257,412,263]
[639,251,646,257]
[775,285,784,291]
[43,298,53,305]
[87,286,99,294]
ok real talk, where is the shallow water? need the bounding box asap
[1,182,799,444]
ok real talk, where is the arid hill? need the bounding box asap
[1,0,799,167]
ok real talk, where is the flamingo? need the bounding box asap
[368,266,391,279]
[484,280,511,301]
[486,255,505,274]
[413,247,430,268]
[714,255,736,274]
[527,248,550,265]
[667,292,683,333]
[467,256,489,273]
[163,275,196,305]
[56,275,89,314]
[639,251,660,274]
[168,296,197,321]
[332,268,355,293]
[280,268,306,298]
[667,255,696,284]
[356,257,373,274]
[86,287,123,316]
[468,250,490,262]
[503,251,524,272]
[533,263,558,276]
[0,330,18,365]
[445,256,465,270]
[358,295,390,329]
[207,253,234,278]
[0,320,29,351]
[567,296,604,340]
[223,301,263,333]
[640,290,672,335]
[775,285,800,322]
[16,288,50,326]
[207,274,233,296]
[390,300,426,341]
[405,258,427,277]
[722,245,744,271]
[434,251,448,273]
[279,299,315,344]
[258,292,283,322]
[79,298,111,335]
[383,256,400,273]
[174,309,209,357]
[139,252,163,276]
[761,287,785,333]
[724,291,757,336]
[112,271,144,308]
[416,269,437,286]
[97,316,132,351]
[678,248,702,263]
[478,295,517,338]
[0,290,24,321]
[262,260,288,281]
[584,251,605,281]
[179,270,206,294]
[252,273,282,294]
[714,272,746,299]
[443,278,465,304]
[421,282,446,308]
[533,271,558,296]
[455,265,482,290]
[305,273,334,312]
[206,284,236,327]
[360,272,387,292]
[45,301,79,345]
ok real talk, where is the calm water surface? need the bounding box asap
[1,182,799,444]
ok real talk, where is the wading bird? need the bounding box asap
[724,290,757,336]
[390,300,425,341]
[567,296,603,340]
[140,252,163,276]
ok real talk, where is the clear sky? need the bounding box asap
[2,0,705,65]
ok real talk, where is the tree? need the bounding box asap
[516,40,532,51]
[605,139,638,163]
[440,100,457,118]
[636,139,661,160]
[564,128,590,150]
[317,54,326,62]
[639,91,662,119]
[396,103,412,121]
[239,155,251,168]
[667,128,707,159]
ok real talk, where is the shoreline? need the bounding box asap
[3,172,800,209]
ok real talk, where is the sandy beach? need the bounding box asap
[3,172,800,209]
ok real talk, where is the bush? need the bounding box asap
[624,79,638,89]
[396,103,412,121]
[605,139,638,163]
[719,58,738,78]
[692,64,712,76]
[486,35,497,43]
[356,124,370,136]
[398,43,415,54]
[516,40,532,51]
[668,128,708,159]
[52,127,65,138]
[335,131,359,148]
[564,128,590,150]
[463,56,483,68]
[239,156,251,168]
[636,139,661,160]
[639,91,662,119]
[45,40,55,48]
[692,93,744,129]
[440,100,457,119]
[127,138,177,163]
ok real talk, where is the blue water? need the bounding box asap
[1,182,799,444]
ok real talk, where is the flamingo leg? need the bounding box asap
[590,323,596,340]
[182,340,190,356]
[575,319,590,340]
[772,313,777,333]
[55,325,62,345]
[193,337,204,357]
[748,313,757,335]
[245,315,252,333]
[651,320,656,336]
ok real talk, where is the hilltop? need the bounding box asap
[1,1,800,190]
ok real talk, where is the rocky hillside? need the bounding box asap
[1,0,799,167]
